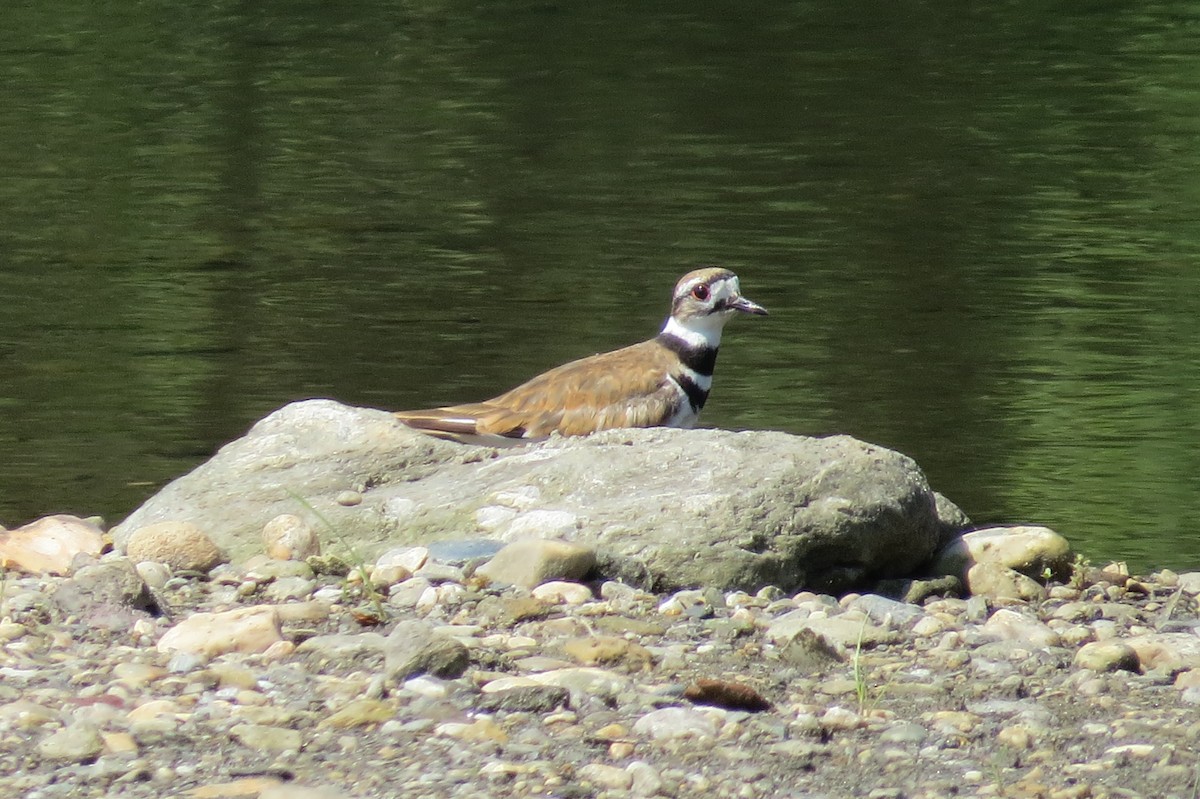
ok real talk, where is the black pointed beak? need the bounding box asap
[729,295,768,316]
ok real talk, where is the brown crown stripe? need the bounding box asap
[655,333,718,376]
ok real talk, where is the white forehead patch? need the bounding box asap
[711,276,739,303]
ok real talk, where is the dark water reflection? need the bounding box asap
[2,1,1200,570]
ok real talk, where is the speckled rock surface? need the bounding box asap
[112,400,955,592]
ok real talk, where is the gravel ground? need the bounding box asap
[2,555,1199,799]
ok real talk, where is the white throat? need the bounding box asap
[661,313,727,350]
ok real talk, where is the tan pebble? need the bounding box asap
[335,490,363,506]
[578,763,633,790]
[593,723,629,740]
[275,601,330,623]
[475,539,595,589]
[563,636,654,668]
[186,777,285,798]
[132,617,158,638]
[1175,668,1200,689]
[321,699,394,729]
[156,606,282,658]
[261,514,320,561]
[262,640,296,660]
[1105,743,1157,758]
[375,546,428,574]
[1047,785,1096,799]
[113,662,167,688]
[415,585,440,612]
[477,628,506,647]
[1124,632,1200,672]
[505,635,538,650]
[815,678,859,696]
[532,581,594,605]
[1057,625,1092,647]
[941,526,1071,580]
[863,708,895,723]
[102,731,138,755]
[928,710,980,734]
[127,699,183,723]
[403,675,451,698]
[436,717,508,744]
[370,563,412,586]
[1021,765,1047,782]
[479,676,541,693]
[997,723,1035,749]
[471,670,509,687]
[1073,641,1140,673]
[230,723,302,754]
[126,521,225,573]
[152,767,177,784]
[608,741,636,758]
[480,762,527,780]
[260,785,344,799]
[208,663,257,690]
[657,597,683,616]
[934,631,963,650]
[538,618,590,638]
[236,690,269,706]
[967,562,1046,601]
[820,706,863,731]
[729,607,757,625]
[1155,568,1179,586]
[0,621,27,642]
[434,583,466,606]
[911,615,945,637]
[0,701,57,728]
[981,609,1060,648]
[135,560,172,590]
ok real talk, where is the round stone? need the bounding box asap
[261,514,321,561]
[125,521,225,573]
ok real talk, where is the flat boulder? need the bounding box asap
[113,400,952,593]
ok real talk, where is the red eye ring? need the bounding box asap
[691,284,710,301]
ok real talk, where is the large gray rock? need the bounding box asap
[113,400,952,593]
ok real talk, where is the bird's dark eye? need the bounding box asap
[691,284,710,301]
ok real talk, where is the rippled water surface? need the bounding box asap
[3,1,1200,570]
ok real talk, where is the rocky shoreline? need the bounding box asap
[3,402,1199,799]
[2,538,1200,799]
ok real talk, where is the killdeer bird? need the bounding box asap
[395,267,767,442]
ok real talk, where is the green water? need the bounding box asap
[3,1,1200,571]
